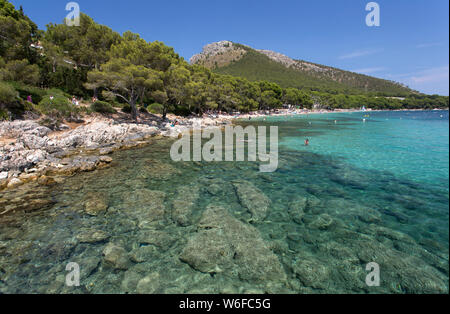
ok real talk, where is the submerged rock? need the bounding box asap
[84,192,109,216]
[79,256,101,279]
[37,175,56,186]
[99,156,113,164]
[292,256,331,289]
[142,159,180,181]
[23,198,55,213]
[77,229,110,243]
[352,235,448,293]
[288,196,307,224]
[180,204,286,283]
[232,180,271,222]
[309,214,334,230]
[329,167,369,190]
[172,184,200,226]
[7,178,23,189]
[136,272,161,294]
[102,242,132,270]
[205,183,223,196]
[129,246,158,263]
[357,208,382,224]
[121,270,142,293]
[41,239,77,262]
[121,189,166,228]
[0,179,7,190]
[306,195,321,210]
[138,230,176,251]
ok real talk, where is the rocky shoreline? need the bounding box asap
[0,115,233,192]
[1,108,444,192]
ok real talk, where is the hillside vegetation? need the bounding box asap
[192,41,414,96]
[0,1,448,123]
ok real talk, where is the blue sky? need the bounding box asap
[10,0,449,95]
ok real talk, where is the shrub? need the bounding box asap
[0,108,9,121]
[9,82,46,104]
[91,101,116,114]
[173,104,191,117]
[0,81,18,105]
[2,59,40,86]
[0,82,37,118]
[47,88,70,98]
[35,94,79,118]
[147,103,164,114]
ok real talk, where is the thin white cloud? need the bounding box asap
[416,42,443,49]
[409,65,449,83]
[389,65,449,95]
[338,49,382,60]
[352,67,387,74]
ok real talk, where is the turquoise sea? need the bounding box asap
[0,110,448,293]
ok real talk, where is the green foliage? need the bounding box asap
[2,59,39,85]
[0,0,447,122]
[147,103,164,114]
[0,0,38,62]
[91,100,116,114]
[0,80,17,104]
[283,88,313,108]
[0,107,8,120]
[214,48,413,96]
[8,81,46,103]
[0,80,35,117]
[309,91,449,110]
[86,57,163,119]
[45,13,121,69]
[172,104,192,117]
[35,92,79,118]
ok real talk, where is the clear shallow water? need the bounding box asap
[0,110,448,294]
[278,110,449,191]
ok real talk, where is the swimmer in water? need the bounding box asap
[305,139,309,146]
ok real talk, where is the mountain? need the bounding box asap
[190,41,415,96]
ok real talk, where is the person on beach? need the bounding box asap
[305,139,309,146]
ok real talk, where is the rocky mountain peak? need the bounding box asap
[190,41,235,64]
[190,41,247,68]
[256,49,296,68]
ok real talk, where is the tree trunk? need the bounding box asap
[130,100,138,121]
[162,106,167,120]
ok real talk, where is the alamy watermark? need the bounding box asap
[170,126,279,173]
[366,2,380,27]
[65,2,80,27]
[65,262,80,287]
[365,262,380,287]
